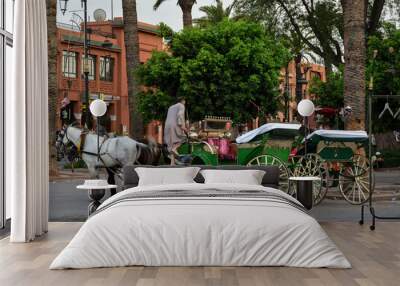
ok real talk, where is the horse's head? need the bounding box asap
[55,127,66,148]
[55,126,72,161]
[56,125,81,162]
[59,126,70,146]
[59,124,82,147]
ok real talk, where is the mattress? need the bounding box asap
[50,183,350,269]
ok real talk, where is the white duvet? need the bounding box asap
[50,183,351,269]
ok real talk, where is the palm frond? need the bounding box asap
[153,0,166,10]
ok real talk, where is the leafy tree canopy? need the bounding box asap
[367,23,400,132]
[158,22,175,43]
[194,0,235,27]
[368,23,400,95]
[234,0,400,72]
[137,20,291,124]
[309,68,344,108]
[309,23,400,132]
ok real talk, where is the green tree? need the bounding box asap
[368,23,400,95]
[194,0,235,27]
[309,23,400,131]
[137,20,290,124]
[159,22,175,43]
[309,69,344,108]
[367,23,400,132]
[154,0,197,27]
[235,0,398,73]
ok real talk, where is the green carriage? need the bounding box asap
[292,130,373,205]
[178,121,302,193]
[178,119,373,206]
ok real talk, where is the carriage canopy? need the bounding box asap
[236,123,302,144]
[306,130,368,144]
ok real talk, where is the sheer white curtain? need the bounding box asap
[8,0,49,242]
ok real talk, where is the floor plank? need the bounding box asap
[0,222,399,286]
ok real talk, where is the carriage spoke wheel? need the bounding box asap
[247,155,290,194]
[292,154,328,205]
[339,155,374,205]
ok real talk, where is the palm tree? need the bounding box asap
[46,0,59,176]
[154,0,197,28]
[194,0,235,27]
[341,0,366,130]
[122,0,144,138]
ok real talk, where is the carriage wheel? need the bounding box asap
[247,155,290,194]
[292,154,329,205]
[339,155,374,205]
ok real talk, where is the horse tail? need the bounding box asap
[135,138,162,165]
[147,138,162,165]
[161,144,171,165]
[135,143,143,165]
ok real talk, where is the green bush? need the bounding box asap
[64,159,87,169]
[309,68,343,108]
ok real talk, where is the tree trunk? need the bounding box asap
[122,0,144,138]
[46,0,59,176]
[342,0,366,130]
[180,1,195,27]
[182,8,193,27]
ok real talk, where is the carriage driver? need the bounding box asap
[164,97,188,165]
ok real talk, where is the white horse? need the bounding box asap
[59,126,160,181]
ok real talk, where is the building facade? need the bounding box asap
[278,61,326,123]
[57,18,163,134]
[57,19,326,138]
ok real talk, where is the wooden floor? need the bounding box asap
[0,222,399,286]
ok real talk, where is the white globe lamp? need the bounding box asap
[89,99,107,117]
[297,99,315,117]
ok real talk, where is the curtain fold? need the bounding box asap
[9,0,49,242]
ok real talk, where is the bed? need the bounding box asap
[50,165,350,269]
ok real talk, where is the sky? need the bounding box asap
[58,0,234,31]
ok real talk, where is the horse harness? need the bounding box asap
[63,125,144,170]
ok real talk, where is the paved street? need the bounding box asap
[49,168,400,223]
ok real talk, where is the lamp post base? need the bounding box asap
[87,189,105,216]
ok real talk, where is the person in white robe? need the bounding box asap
[164,98,188,165]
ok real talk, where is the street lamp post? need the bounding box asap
[89,99,107,161]
[297,99,315,156]
[82,0,91,129]
[284,65,290,122]
[59,0,91,129]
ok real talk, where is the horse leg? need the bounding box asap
[107,168,116,196]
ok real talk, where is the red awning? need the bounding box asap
[315,107,337,117]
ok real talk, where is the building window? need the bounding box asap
[81,55,96,80]
[100,56,114,81]
[62,51,77,78]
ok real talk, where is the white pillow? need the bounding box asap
[135,167,201,186]
[200,169,265,185]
